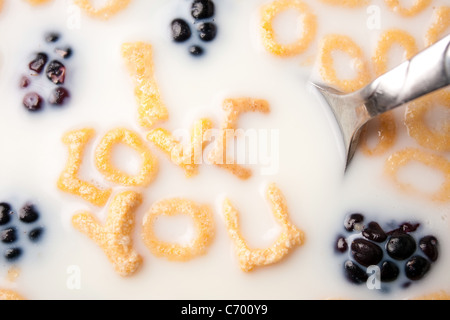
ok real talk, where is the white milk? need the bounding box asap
[0,0,448,300]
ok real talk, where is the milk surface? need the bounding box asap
[0,0,448,300]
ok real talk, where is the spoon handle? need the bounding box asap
[362,34,450,117]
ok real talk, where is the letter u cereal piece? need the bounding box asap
[318,34,371,93]
[384,0,432,17]
[426,6,450,46]
[72,191,143,276]
[385,148,450,202]
[223,183,305,272]
[58,128,112,207]
[147,118,213,178]
[207,98,270,180]
[95,128,158,187]
[142,198,215,261]
[260,0,317,57]
[122,42,169,129]
[74,0,131,19]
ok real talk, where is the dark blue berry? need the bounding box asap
[189,45,204,56]
[335,236,348,253]
[29,52,48,74]
[387,222,420,235]
[0,203,12,225]
[344,213,364,232]
[351,238,383,267]
[23,92,44,112]
[1,228,17,243]
[5,248,22,261]
[28,227,44,243]
[386,234,416,260]
[46,60,66,85]
[20,76,31,89]
[55,47,73,59]
[419,236,438,262]
[362,221,387,243]
[49,87,70,106]
[344,260,368,284]
[380,261,399,282]
[405,256,431,280]
[45,32,60,43]
[171,19,192,42]
[191,0,215,20]
[198,22,217,42]
[19,203,39,223]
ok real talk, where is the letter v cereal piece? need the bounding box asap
[122,42,169,129]
[72,191,143,277]
[223,183,305,272]
[58,128,112,207]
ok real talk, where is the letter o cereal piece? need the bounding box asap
[74,0,131,20]
[318,34,371,93]
[426,6,450,46]
[142,199,215,261]
[405,91,450,152]
[385,148,450,202]
[0,289,25,300]
[318,0,368,7]
[261,0,317,57]
[384,0,432,17]
[95,128,158,187]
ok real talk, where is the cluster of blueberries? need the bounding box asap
[170,0,217,56]
[336,213,439,291]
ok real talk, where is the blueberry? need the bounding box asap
[344,213,364,232]
[28,227,44,243]
[362,221,387,243]
[171,19,192,42]
[351,238,383,267]
[335,236,348,253]
[198,22,217,42]
[405,256,431,281]
[19,203,39,223]
[4,248,22,261]
[344,260,368,284]
[0,203,12,225]
[386,234,416,260]
[29,52,48,74]
[46,60,66,85]
[380,261,399,282]
[387,222,420,235]
[55,47,73,59]
[45,32,60,43]
[419,236,438,262]
[189,45,204,56]
[191,0,215,20]
[20,76,31,89]
[23,92,44,112]
[1,228,17,243]
[49,87,70,106]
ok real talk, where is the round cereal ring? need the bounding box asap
[426,6,450,46]
[74,0,131,20]
[95,128,158,187]
[405,91,450,152]
[142,199,215,261]
[385,148,450,202]
[318,0,368,8]
[261,0,317,57]
[384,0,432,17]
[0,289,26,300]
[318,34,371,93]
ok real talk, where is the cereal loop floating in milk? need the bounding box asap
[426,6,450,46]
[147,118,213,178]
[72,191,143,276]
[74,0,131,19]
[142,199,215,261]
[318,34,371,93]
[207,98,270,180]
[122,42,169,129]
[405,90,450,152]
[260,0,317,57]
[58,128,112,207]
[223,183,305,272]
[384,0,432,17]
[0,289,26,300]
[95,128,158,187]
[318,0,369,7]
[385,148,450,202]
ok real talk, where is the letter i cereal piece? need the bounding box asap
[58,128,112,207]
[122,42,169,129]
[72,191,143,277]
[223,183,305,272]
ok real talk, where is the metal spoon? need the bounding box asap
[311,34,450,171]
